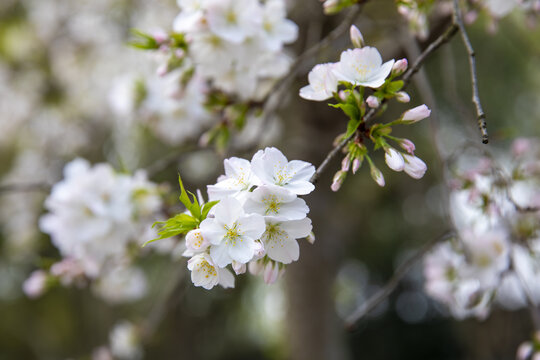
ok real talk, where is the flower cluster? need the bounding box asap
[424,138,540,319]
[300,26,430,189]
[154,147,315,290]
[25,159,163,302]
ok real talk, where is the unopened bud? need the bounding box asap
[369,161,385,187]
[341,154,351,172]
[253,241,266,258]
[392,58,408,76]
[323,0,340,14]
[338,90,347,102]
[248,260,264,275]
[331,170,346,192]
[307,232,316,244]
[403,154,427,179]
[398,138,416,155]
[516,342,533,360]
[395,91,410,103]
[366,95,380,108]
[352,157,362,174]
[401,104,431,123]
[349,25,364,48]
[23,270,48,299]
[385,147,405,172]
[263,262,281,284]
[232,261,247,275]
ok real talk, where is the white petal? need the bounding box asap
[210,243,232,267]
[280,218,312,239]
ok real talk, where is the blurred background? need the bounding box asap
[1,0,540,359]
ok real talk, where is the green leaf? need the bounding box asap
[387,80,404,94]
[202,200,219,220]
[143,213,198,246]
[178,174,192,210]
[329,103,359,121]
[345,118,361,138]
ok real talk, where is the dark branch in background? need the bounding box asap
[344,231,455,331]
[452,0,489,144]
[0,182,51,194]
[310,22,459,184]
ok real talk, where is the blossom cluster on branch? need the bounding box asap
[151,147,315,290]
[424,138,540,319]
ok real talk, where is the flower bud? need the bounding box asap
[352,157,362,174]
[338,90,347,102]
[366,95,380,108]
[331,170,346,192]
[369,162,385,187]
[323,0,340,14]
[232,261,247,275]
[395,91,410,103]
[253,241,266,258]
[23,270,48,298]
[307,232,316,244]
[263,261,281,284]
[401,104,431,123]
[398,138,416,155]
[248,260,264,275]
[152,30,168,44]
[349,25,364,48]
[341,154,351,171]
[403,154,427,179]
[517,342,533,360]
[185,229,210,252]
[385,148,405,172]
[391,58,408,76]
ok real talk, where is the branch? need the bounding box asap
[0,182,51,194]
[452,0,488,144]
[344,231,455,331]
[310,22,459,183]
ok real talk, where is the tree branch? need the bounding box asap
[344,231,455,331]
[0,182,51,194]
[452,0,488,144]
[310,22,459,184]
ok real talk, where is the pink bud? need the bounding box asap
[263,262,281,284]
[152,29,168,43]
[395,91,410,103]
[349,25,364,48]
[23,270,48,298]
[464,10,478,24]
[392,58,408,76]
[352,157,362,174]
[385,148,405,172]
[401,104,431,123]
[341,154,351,171]
[232,261,247,275]
[398,138,416,155]
[338,90,347,101]
[366,95,380,108]
[331,170,346,192]
[403,154,427,179]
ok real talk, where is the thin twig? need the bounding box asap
[0,182,51,194]
[344,231,455,331]
[452,0,488,144]
[310,23,459,184]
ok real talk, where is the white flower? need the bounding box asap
[109,321,142,360]
[299,63,338,101]
[207,157,260,202]
[200,197,266,267]
[243,185,309,220]
[187,253,235,290]
[261,218,312,264]
[185,229,210,253]
[93,266,148,304]
[332,47,395,88]
[23,270,48,299]
[258,0,298,51]
[251,147,315,195]
[206,0,262,43]
[173,0,207,32]
[384,148,405,172]
[403,154,427,179]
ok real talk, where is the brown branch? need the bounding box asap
[0,182,51,194]
[310,22,459,184]
[344,231,455,331]
[452,0,488,144]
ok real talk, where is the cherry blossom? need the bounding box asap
[332,47,395,89]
